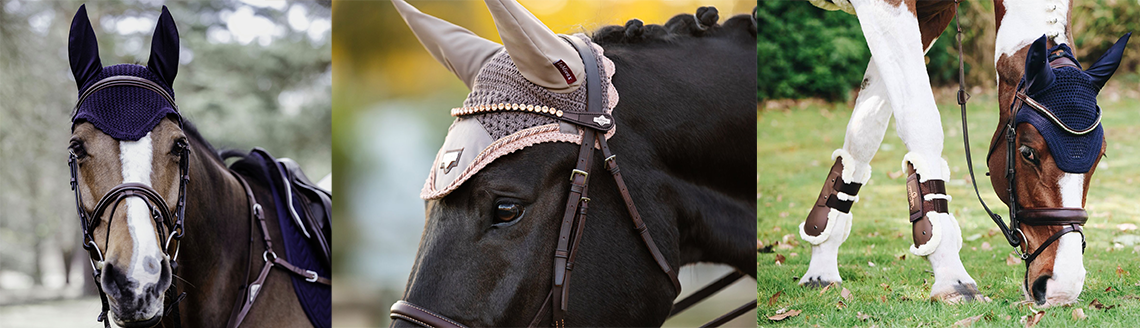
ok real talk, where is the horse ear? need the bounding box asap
[1085,32,1131,90]
[485,0,583,93]
[1024,34,1054,94]
[147,6,179,87]
[392,0,503,89]
[69,4,103,90]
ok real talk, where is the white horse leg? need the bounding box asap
[799,58,892,287]
[850,0,981,302]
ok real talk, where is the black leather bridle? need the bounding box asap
[390,36,755,328]
[952,0,1088,278]
[70,75,189,328]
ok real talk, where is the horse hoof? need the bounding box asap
[799,277,840,288]
[931,282,991,304]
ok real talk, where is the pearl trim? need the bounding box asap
[450,103,565,118]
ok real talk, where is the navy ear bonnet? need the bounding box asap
[69,4,181,142]
[1014,45,1101,174]
[73,64,179,141]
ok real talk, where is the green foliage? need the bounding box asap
[757,1,869,101]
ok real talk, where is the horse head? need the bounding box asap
[68,5,183,326]
[390,0,755,326]
[991,33,1130,307]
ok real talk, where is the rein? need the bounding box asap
[952,0,1087,269]
[389,36,754,328]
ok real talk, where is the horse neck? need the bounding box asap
[173,139,252,321]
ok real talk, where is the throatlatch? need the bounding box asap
[902,154,956,256]
[800,150,869,245]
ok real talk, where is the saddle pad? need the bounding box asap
[247,149,331,328]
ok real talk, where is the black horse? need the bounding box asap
[389,1,756,326]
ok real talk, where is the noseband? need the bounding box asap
[70,75,190,328]
[954,4,1089,277]
[391,36,754,327]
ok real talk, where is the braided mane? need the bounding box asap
[591,7,756,44]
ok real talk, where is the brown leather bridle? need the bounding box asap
[952,0,1088,282]
[391,36,755,328]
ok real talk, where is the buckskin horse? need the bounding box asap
[799,0,1129,307]
[386,0,756,326]
[67,5,331,327]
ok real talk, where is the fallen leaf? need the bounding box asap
[888,170,904,179]
[775,254,786,265]
[987,228,999,237]
[1026,311,1045,327]
[896,232,905,239]
[841,287,852,301]
[857,311,872,321]
[868,261,876,267]
[768,291,782,306]
[779,212,789,218]
[768,309,801,321]
[1118,266,1126,277]
[1117,223,1137,231]
[1105,286,1114,292]
[1007,254,1023,265]
[982,242,992,250]
[789,252,798,257]
[880,295,887,303]
[952,314,984,327]
[819,282,836,296]
[837,300,847,309]
[965,233,982,241]
[1090,299,1117,310]
[880,283,891,291]
[773,226,782,232]
[896,254,907,260]
[1072,308,1087,320]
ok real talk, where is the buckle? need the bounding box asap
[305,270,319,283]
[570,169,588,181]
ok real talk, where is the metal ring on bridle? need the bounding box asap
[263,250,277,263]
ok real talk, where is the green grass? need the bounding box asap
[757,90,1140,327]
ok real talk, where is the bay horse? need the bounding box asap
[67,5,329,327]
[798,0,1129,307]
[388,0,755,326]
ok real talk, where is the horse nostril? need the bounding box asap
[1032,275,1050,305]
[144,255,160,274]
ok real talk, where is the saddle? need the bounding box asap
[274,156,333,266]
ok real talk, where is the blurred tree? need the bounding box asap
[0,0,330,296]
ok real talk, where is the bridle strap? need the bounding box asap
[1022,224,1084,264]
[72,75,178,121]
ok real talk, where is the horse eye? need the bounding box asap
[1019,146,1039,164]
[171,139,188,155]
[494,203,524,225]
[69,141,87,159]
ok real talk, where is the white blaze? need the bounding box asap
[120,132,162,296]
[1044,172,1086,306]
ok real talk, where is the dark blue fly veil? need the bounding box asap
[67,4,330,328]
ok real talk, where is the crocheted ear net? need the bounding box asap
[1015,46,1103,174]
[72,64,179,141]
[422,34,618,200]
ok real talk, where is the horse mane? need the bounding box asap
[590,10,756,45]
[181,119,224,163]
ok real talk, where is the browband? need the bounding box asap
[1015,92,1101,135]
[72,75,178,121]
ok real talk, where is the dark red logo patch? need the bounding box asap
[553,60,576,85]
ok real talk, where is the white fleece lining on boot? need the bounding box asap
[800,208,852,245]
[910,211,948,256]
[901,152,951,182]
[833,149,872,184]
